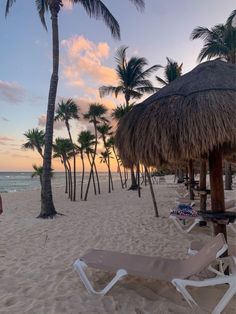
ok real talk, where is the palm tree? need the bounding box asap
[83,103,108,199]
[99,150,113,193]
[191,17,236,190]
[97,123,113,192]
[5,0,145,218]
[155,57,183,86]
[100,46,160,190]
[53,137,74,199]
[190,23,236,63]
[55,99,79,201]
[22,128,45,159]
[107,136,124,188]
[77,130,96,200]
[99,46,161,105]
[31,164,44,186]
[111,103,134,121]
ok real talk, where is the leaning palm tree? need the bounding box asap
[77,130,96,200]
[83,103,108,199]
[99,46,160,105]
[22,128,45,159]
[191,18,236,190]
[55,99,79,201]
[155,57,183,86]
[5,0,145,218]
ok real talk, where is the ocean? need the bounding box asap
[0,172,116,193]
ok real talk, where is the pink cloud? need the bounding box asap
[61,36,117,87]
[0,80,26,104]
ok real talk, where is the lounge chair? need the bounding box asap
[73,234,236,313]
[170,199,236,234]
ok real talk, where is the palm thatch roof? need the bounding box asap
[116,60,236,166]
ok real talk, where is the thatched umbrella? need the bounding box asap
[117,59,236,238]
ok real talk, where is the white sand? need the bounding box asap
[0,176,236,314]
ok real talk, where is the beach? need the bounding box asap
[0,177,236,314]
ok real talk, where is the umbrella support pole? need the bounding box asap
[209,147,227,241]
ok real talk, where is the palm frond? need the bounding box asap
[227,9,236,26]
[75,0,120,39]
[35,0,49,30]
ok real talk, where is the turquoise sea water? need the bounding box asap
[0,172,115,193]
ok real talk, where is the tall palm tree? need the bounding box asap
[155,57,183,86]
[191,17,236,190]
[83,103,107,199]
[100,46,160,190]
[5,0,145,218]
[77,130,96,200]
[99,46,161,105]
[99,150,114,193]
[53,137,74,199]
[55,99,79,201]
[22,128,45,159]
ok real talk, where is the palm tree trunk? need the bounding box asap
[67,160,72,200]
[93,161,101,194]
[80,152,85,200]
[112,146,124,188]
[64,163,68,194]
[39,7,59,218]
[129,166,138,190]
[66,122,76,201]
[200,159,207,211]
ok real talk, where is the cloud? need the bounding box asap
[62,0,73,10]
[0,136,15,145]
[38,114,65,131]
[1,116,9,122]
[61,36,117,87]
[0,80,26,104]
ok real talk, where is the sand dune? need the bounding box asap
[0,177,236,313]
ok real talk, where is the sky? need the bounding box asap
[0,0,235,171]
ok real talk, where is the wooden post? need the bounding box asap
[145,166,159,217]
[209,147,227,240]
[189,160,195,200]
[200,159,207,211]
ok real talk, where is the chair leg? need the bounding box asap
[73,259,128,295]
[172,274,236,314]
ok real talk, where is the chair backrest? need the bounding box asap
[183,233,227,278]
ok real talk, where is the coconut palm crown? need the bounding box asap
[99,46,161,105]
[191,23,236,63]
[156,57,183,86]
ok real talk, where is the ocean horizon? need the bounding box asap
[0,171,119,193]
